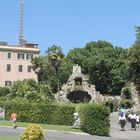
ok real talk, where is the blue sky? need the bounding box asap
[0,0,140,55]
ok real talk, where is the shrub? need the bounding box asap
[49,104,74,125]
[0,87,10,97]
[105,98,119,112]
[20,124,45,140]
[0,101,75,125]
[78,103,110,136]
[120,99,134,108]
[121,86,131,99]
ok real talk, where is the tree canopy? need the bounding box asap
[1,27,139,102]
[66,41,128,95]
[6,79,54,103]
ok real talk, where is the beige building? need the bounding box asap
[0,42,40,87]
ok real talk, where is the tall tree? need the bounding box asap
[31,56,43,83]
[128,45,140,85]
[66,41,128,95]
[46,45,65,100]
[135,26,140,44]
[128,26,140,91]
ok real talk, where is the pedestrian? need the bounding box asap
[136,113,139,128]
[118,109,127,131]
[128,110,137,131]
[10,112,17,129]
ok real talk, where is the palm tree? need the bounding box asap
[46,45,64,101]
[31,56,43,83]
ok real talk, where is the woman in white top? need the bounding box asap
[136,113,139,128]
[119,110,126,131]
[128,111,137,130]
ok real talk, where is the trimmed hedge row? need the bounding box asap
[0,101,75,125]
[0,100,110,136]
[78,104,110,136]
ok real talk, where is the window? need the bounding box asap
[7,52,11,59]
[5,81,12,86]
[27,65,32,72]
[26,53,33,60]
[6,64,11,71]
[19,65,23,72]
[18,53,24,59]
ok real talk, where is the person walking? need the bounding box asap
[118,109,127,131]
[128,110,137,131]
[10,112,17,129]
[136,113,139,128]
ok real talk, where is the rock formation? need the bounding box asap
[56,64,104,103]
[121,82,140,112]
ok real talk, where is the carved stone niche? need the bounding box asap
[56,64,104,103]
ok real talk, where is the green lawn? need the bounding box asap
[0,136,19,140]
[0,120,83,133]
[0,120,84,140]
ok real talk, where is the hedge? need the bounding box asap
[0,101,110,136]
[0,101,75,125]
[78,103,110,136]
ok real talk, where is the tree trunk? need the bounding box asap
[56,68,60,101]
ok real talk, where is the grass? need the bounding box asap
[0,120,83,133]
[0,136,19,140]
[0,120,84,140]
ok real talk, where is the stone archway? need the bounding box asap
[56,64,104,103]
[67,90,91,103]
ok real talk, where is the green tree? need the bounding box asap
[46,45,65,100]
[59,59,73,85]
[128,26,140,91]
[6,79,54,103]
[66,40,128,95]
[31,56,43,83]
[135,26,140,44]
[0,87,10,97]
[128,45,140,87]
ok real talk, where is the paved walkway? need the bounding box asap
[110,112,140,140]
[0,112,140,140]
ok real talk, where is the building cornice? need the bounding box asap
[0,45,40,53]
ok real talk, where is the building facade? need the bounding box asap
[0,42,40,87]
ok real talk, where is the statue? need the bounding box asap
[71,112,80,128]
[73,64,81,73]
[0,107,5,120]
